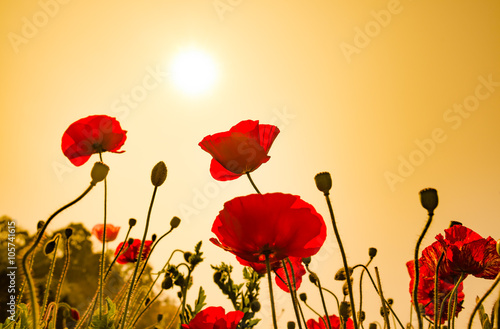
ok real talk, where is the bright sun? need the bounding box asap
[170,48,218,96]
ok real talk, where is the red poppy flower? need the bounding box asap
[406,258,464,323]
[436,224,500,279]
[199,120,279,181]
[181,306,244,329]
[62,115,127,166]
[92,224,121,243]
[306,315,354,329]
[210,193,326,266]
[275,257,306,293]
[114,239,152,264]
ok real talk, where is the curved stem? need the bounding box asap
[374,267,390,329]
[246,172,261,194]
[434,252,445,329]
[22,182,95,329]
[412,212,434,329]
[281,259,303,329]
[358,258,373,329]
[265,253,278,329]
[323,193,358,329]
[121,186,158,329]
[467,272,500,329]
[136,227,175,282]
[104,226,133,280]
[447,272,465,328]
[99,164,107,319]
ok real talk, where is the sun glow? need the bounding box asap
[170,48,218,96]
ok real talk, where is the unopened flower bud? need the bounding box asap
[37,221,44,230]
[299,293,307,302]
[335,267,353,281]
[387,298,394,305]
[302,257,311,266]
[419,188,438,213]
[184,252,193,263]
[177,291,183,298]
[314,172,332,195]
[368,323,377,329]
[129,218,137,227]
[309,273,317,285]
[162,275,173,290]
[128,238,134,245]
[157,314,163,322]
[45,239,57,254]
[170,216,181,229]
[369,247,377,258]
[213,271,222,284]
[65,227,73,239]
[151,161,167,187]
[174,275,185,287]
[358,311,365,322]
[91,162,109,185]
[250,300,261,312]
[151,234,157,243]
[287,322,296,329]
[70,308,80,321]
[339,301,351,319]
[145,298,151,306]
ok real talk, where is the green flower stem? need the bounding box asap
[98,171,107,320]
[285,258,308,329]
[265,253,279,329]
[447,272,466,329]
[121,186,159,329]
[104,226,133,280]
[131,290,163,327]
[319,287,340,314]
[306,269,331,329]
[466,272,500,329]
[434,252,445,329]
[136,227,175,283]
[22,182,95,329]
[323,193,358,329]
[281,259,303,329]
[412,211,434,329]
[302,299,329,329]
[51,234,72,328]
[358,258,373,329]
[41,235,60,324]
[246,172,261,194]
[374,267,390,329]
[180,267,193,324]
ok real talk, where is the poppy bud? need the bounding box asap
[287,322,296,329]
[151,161,167,187]
[145,298,151,306]
[380,306,389,317]
[177,291,183,298]
[174,275,185,287]
[157,314,163,322]
[419,188,438,213]
[129,218,137,227]
[334,267,352,281]
[368,247,377,258]
[65,227,73,239]
[358,311,365,322]
[213,271,222,284]
[314,172,332,195]
[128,238,134,245]
[37,220,45,230]
[342,281,349,296]
[368,323,377,329]
[250,300,261,312]
[170,216,181,229]
[162,275,173,290]
[70,308,80,321]
[91,162,109,185]
[309,273,317,285]
[339,301,351,319]
[45,239,57,254]
[302,257,311,266]
[387,298,394,305]
[184,252,193,263]
[152,234,157,243]
[299,293,307,302]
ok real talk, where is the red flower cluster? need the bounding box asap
[181,306,244,329]
[114,239,152,264]
[199,120,279,181]
[407,224,500,323]
[210,193,326,267]
[91,224,121,243]
[306,314,354,329]
[62,115,127,166]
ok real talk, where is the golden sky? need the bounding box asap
[1,1,500,328]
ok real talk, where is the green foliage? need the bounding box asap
[180,286,207,325]
[89,298,117,329]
